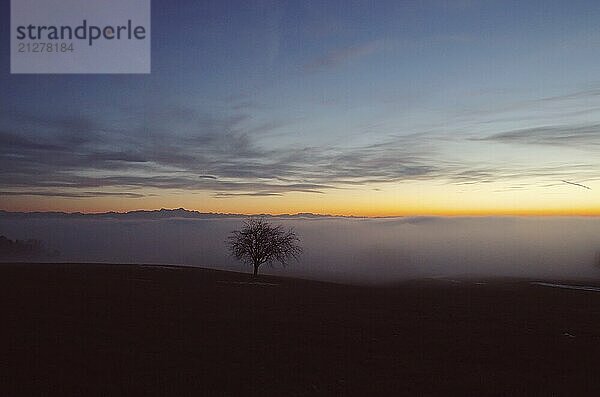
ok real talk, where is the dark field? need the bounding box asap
[2,263,600,396]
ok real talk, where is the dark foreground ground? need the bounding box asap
[2,263,600,396]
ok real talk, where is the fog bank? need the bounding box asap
[1,215,599,283]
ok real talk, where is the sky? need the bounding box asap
[1,0,600,216]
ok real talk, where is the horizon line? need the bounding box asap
[2,207,600,218]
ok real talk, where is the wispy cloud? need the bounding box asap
[475,123,600,147]
[0,190,148,198]
[304,40,385,72]
[2,102,600,200]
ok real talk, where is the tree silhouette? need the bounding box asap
[0,236,46,258]
[228,218,301,277]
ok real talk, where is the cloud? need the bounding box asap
[213,192,283,197]
[0,191,147,198]
[302,33,476,73]
[476,123,600,147]
[537,87,600,103]
[2,103,600,200]
[0,107,443,198]
[304,40,385,72]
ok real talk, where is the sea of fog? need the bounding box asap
[1,216,600,284]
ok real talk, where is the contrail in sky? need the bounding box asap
[561,180,592,190]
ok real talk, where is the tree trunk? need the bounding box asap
[253,262,259,277]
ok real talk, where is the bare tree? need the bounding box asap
[228,218,301,277]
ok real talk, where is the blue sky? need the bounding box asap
[1,0,599,214]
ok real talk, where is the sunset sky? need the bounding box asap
[1,0,600,216]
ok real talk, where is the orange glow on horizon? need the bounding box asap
[2,181,599,217]
[2,199,599,217]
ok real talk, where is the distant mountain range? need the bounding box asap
[0,208,352,219]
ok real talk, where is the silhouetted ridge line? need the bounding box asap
[0,208,363,219]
